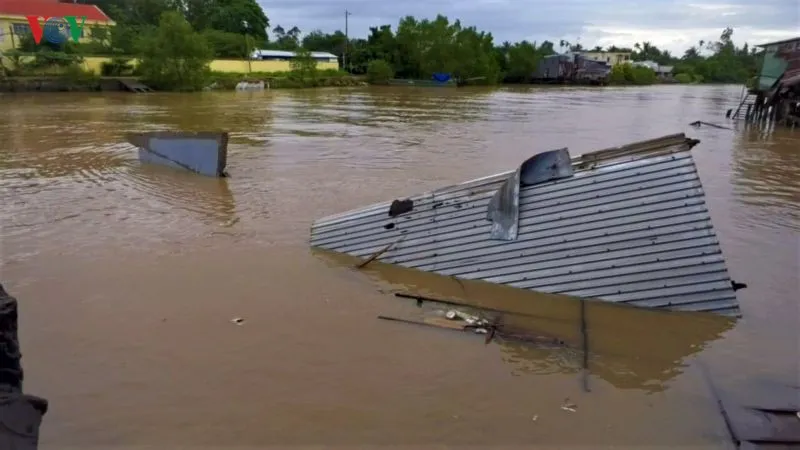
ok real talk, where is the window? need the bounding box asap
[12,23,30,36]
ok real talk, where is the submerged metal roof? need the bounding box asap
[310,134,741,317]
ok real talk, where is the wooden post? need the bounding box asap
[0,284,48,450]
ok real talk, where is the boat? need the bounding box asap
[309,133,745,317]
[127,131,229,177]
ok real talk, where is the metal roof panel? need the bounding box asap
[309,134,740,317]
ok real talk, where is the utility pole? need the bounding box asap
[344,10,351,72]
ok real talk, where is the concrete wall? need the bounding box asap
[1,55,340,75]
[209,58,339,73]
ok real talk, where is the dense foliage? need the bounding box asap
[5,0,764,87]
[135,11,213,91]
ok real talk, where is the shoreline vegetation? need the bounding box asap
[0,1,760,92]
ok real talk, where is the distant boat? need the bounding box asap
[309,133,745,317]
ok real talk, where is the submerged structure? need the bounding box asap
[309,134,743,317]
[127,131,229,177]
[730,36,800,126]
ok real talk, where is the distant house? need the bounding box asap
[533,53,611,84]
[0,0,114,52]
[250,49,339,65]
[576,51,632,66]
[631,60,674,79]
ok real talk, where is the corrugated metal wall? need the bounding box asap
[310,142,739,317]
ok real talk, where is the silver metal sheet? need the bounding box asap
[310,134,740,317]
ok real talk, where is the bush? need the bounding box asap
[101,57,134,76]
[289,48,318,81]
[674,73,693,83]
[609,63,657,85]
[366,59,393,84]
[61,64,100,84]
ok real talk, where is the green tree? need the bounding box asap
[136,11,213,91]
[366,59,394,84]
[289,47,318,81]
[271,25,301,50]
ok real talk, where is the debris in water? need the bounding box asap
[221,217,240,227]
[355,236,405,269]
[561,398,577,412]
[531,415,539,422]
[231,317,245,325]
[689,120,732,130]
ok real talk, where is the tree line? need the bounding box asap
[7,0,763,88]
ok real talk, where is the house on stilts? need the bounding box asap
[729,36,800,127]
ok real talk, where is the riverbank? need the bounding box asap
[0,75,727,93]
[0,72,367,93]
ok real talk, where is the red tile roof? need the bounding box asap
[0,0,113,22]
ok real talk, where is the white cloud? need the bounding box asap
[258,0,800,54]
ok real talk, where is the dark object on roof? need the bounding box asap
[388,199,414,217]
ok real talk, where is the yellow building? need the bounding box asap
[0,2,339,74]
[578,51,632,66]
[0,0,115,52]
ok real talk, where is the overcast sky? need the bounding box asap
[257,0,799,55]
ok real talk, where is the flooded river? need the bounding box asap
[1,84,798,448]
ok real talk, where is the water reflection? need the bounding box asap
[732,125,800,230]
[313,249,734,394]
[121,162,237,224]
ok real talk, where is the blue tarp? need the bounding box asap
[432,73,452,82]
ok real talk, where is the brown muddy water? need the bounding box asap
[1,84,798,449]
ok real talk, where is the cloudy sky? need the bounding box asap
[257,0,799,55]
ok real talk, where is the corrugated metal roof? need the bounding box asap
[309,134,741,317]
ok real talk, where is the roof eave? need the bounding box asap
[756,36,800,48]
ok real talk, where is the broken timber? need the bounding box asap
[310,133,743,317]
[127,131,229,177]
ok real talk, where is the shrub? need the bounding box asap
[366,59,394,84]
